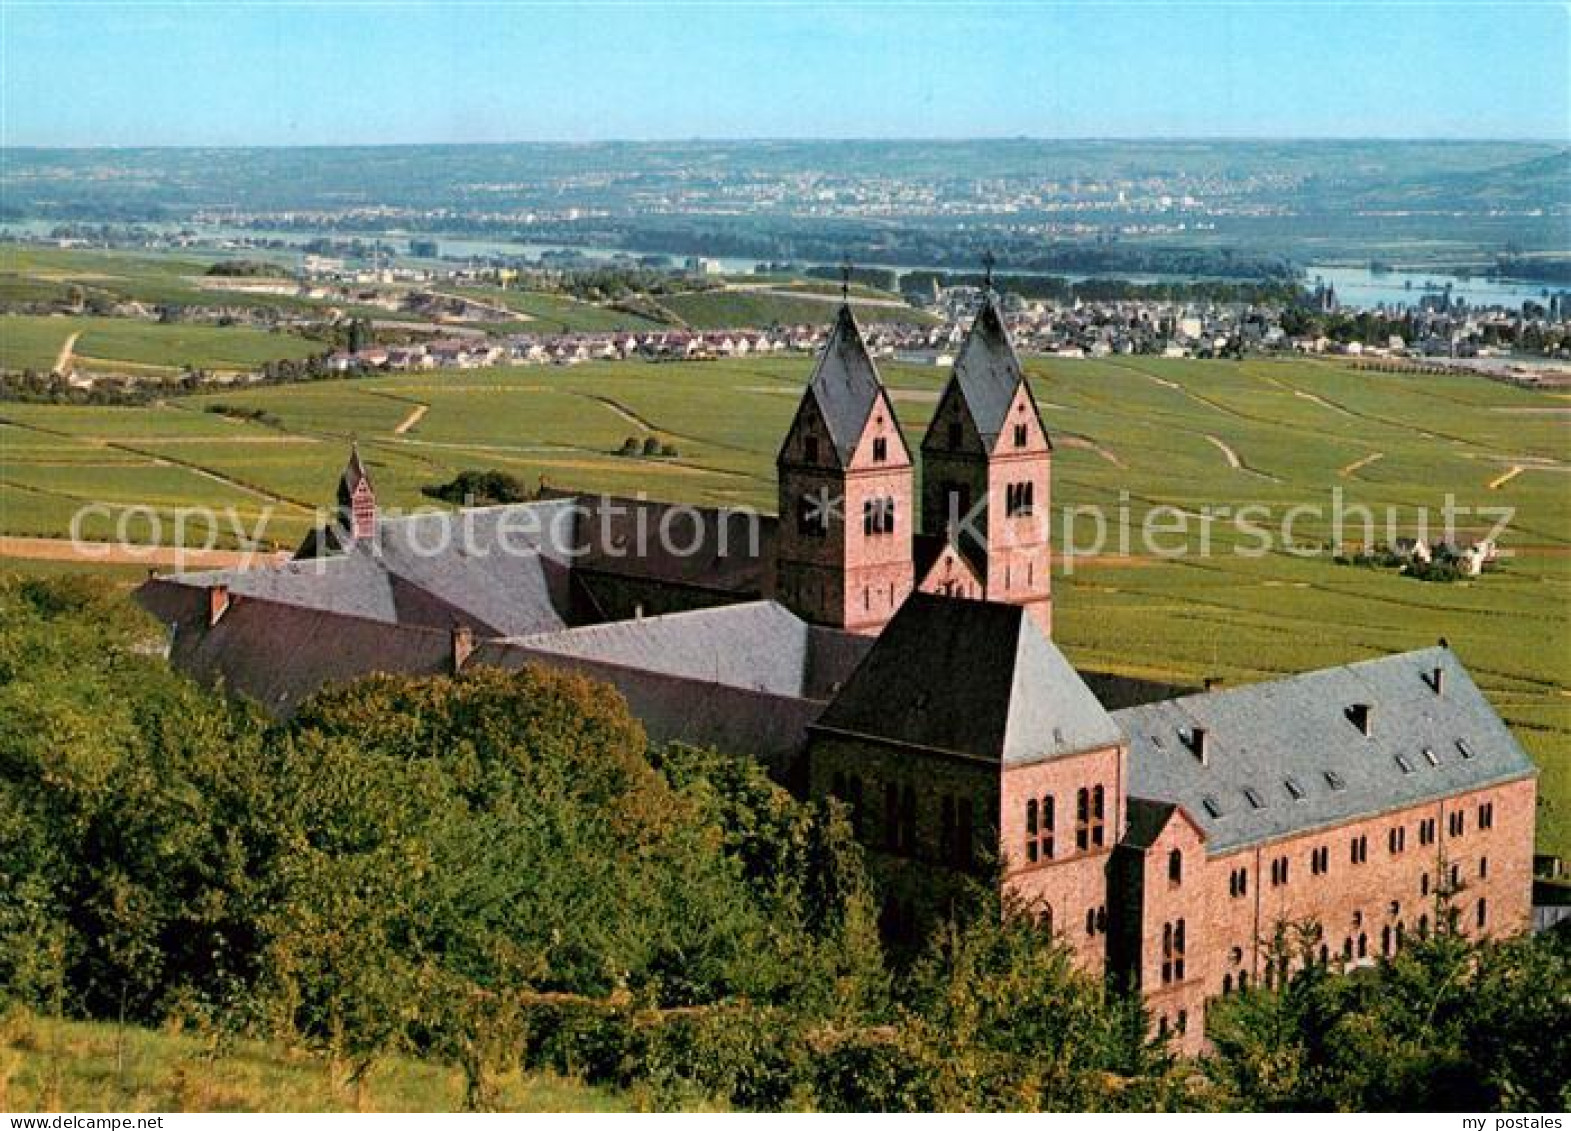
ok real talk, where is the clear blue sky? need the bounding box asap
[3,1,1567,146]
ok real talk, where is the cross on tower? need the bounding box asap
[840,256,853,302]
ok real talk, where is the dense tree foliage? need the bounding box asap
[1,575,1564,1111]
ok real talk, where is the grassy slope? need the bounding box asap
[1,314,322,372]
[447,286,669,332]
[0,1010,622,1113]
[0,354,1564,857]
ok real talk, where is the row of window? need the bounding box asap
[863,496,897,536]
[1022,785,1106,863]
[832,771,975,868]
[1222,899,1492,997]
[945,419,1033,450]
[1155,1009,1189,1041]
[1004,481,1036,517]
[1229,803,1497,895]
[790,493,901,538]
[803,433,892,465]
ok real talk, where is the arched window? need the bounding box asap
[804,435,819,463]
[1075,787,1090,851]
[1092,785,1107,847]
[948,419,963,448]
[1168,848,1183,885]
[872,436,888,463]
[1041,794,1055,859]
[1223,973,1234,995]
[1477,897,1488,929]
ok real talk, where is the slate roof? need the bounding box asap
[805,304,884,465]
[951,298,1028,444]
[481,600,815,697]
[812,594,1124,764]
[140,499,582,638]
[564,493,775,594]
[1122,798,1182,850]
[165,594,454,718]
[1116,646,1538,854]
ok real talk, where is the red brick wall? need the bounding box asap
[982,385,1052,634]
[998,744,1127,972]
[775,392,913,633]
[1130,773,1538,1054]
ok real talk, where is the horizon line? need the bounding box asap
[4,134,1568,151]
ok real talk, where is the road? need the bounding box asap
[54,331,80,374]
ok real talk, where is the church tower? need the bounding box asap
[920,291,1053,633]
[337,444,377,542]
[774,304,914,634]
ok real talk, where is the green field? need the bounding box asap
[1,353,1566,857]
[1,313,323,374]
[0,244,321,311]
[448,286,669,332]
[0,1009,622,1113]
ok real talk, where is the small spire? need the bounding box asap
[981,249,996,296]
[839,255,853,302]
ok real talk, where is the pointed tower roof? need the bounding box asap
[951,297,1030,445]
[337,444,373,508]
[805,303,884,465]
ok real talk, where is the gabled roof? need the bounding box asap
[1117,646,1538,854]
[950,298,1030,445]
[800,304,884,465]
[1122,798,1183,850]
[813,594,1124,765]
[913,531,987,589]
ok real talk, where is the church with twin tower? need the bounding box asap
[774,294,1053,635]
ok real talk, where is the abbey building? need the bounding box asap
[137,297,1538,1052]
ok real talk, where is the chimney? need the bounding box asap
[451,623,475,673]
[207,584,230,627]
[1428,666,1444,695]
[1348,702,1373,737]
[1188,726,1209,765]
